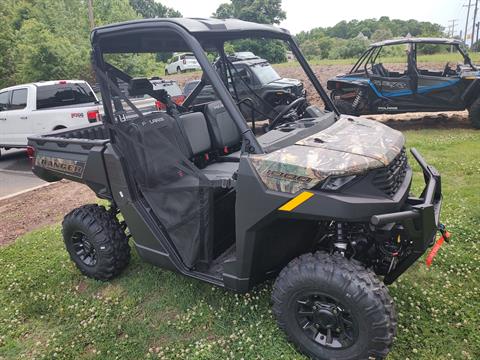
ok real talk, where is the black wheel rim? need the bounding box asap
[71,231,97,266]
[295,293,357,349]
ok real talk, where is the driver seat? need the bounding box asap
[372,63,389,77]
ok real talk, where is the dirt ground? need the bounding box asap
[172,62,471,130]
[0,180,96,246]
[0,63,473,247]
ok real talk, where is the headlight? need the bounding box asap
[320,175,357,191]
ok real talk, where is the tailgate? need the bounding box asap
[28,126,111,199]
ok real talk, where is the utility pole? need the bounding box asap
[87,0,95,30]
[448,19,458,37]
[472,0,479,47]
[464,0,474,43]
[476,22,480,51]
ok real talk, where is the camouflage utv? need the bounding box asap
[29,18,448,360]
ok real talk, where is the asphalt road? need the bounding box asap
[0,149,46,199]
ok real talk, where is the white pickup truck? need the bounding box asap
[0,80,100,157]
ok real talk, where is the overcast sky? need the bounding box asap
[160,0,472,37]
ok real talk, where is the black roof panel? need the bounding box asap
[91,18,291,53]
[92,17,289,40]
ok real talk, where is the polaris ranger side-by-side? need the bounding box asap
[28,19,448,360]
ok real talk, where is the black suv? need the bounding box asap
[185,52,305,121]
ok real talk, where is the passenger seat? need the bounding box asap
[178,112,239,183]
[204,101,242,160]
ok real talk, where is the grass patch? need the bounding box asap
[277,52,480,66]
[1,129,480,359]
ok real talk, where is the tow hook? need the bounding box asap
[426,224,451,267]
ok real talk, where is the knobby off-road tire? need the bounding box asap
[333,99,358,116]
[62,204,131,281]
[468,97,480,129]
[272,252,397,360]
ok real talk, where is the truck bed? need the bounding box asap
[28,123,112,199]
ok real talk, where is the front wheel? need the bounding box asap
[272,252,397,360]
[468,97,480,129]
[62,204,131,281]
[333,99,358,116]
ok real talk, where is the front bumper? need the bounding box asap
[370,148,443,284]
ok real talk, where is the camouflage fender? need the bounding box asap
[250,117,405,194]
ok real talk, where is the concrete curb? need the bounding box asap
[0,182,53,202]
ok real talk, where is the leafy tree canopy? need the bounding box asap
[213,0,285,24]
[129,0,181,18]
[297,17,446,60]
[213,0,287,63]
[0,0,180,88]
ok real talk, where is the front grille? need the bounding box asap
[373,148,408,197]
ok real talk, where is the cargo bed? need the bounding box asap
[28,123,112,199]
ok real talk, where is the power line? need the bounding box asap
[448,19,459,37]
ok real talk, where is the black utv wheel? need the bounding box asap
[333,99,358,116]
[62,204,131,281]
[272,252,397,360]
[468,97,480,129]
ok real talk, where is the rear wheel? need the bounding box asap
[177,66,181,74]
[165,69,169,76]
[468,97,480,129]
[62,204,130,281]
[272,252,397,360]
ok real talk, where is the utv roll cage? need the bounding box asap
[350,37,477,75]
[91,18,338,154]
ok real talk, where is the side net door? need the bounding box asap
[103,69,213,269]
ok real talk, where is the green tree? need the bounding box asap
[129,0,181,18]
[230,38,286,63]
[300,37,333,60]
[0,0,181,86]
[328,38,370,60]
[213,0,286,63]
[0,3,17,87]
[14,19,89,83]
[213,0,285,24]
[371,28,394,43]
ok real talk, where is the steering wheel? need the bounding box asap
[268,97,306,130]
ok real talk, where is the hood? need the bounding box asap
[460,69,480,79]
[269,77,302,88]
[250,117,405,194]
